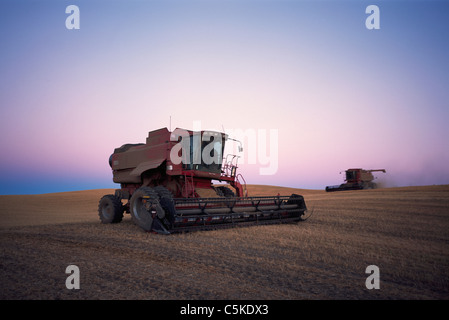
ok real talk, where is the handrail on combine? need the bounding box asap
[236,173,248,197]
[222,154,240,178]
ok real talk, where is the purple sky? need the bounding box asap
[0,0,448,194]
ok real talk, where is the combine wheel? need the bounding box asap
[153,186,176,229]
[153,186,174,200]
[129,187,164,231]
[215,186,235,198]
[98,195,124,223]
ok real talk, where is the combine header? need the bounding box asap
[98,127,308,234]
[325,168,386,192]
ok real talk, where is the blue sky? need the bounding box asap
[0,0,448,194]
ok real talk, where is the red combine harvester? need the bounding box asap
[98,127,308,234]
[325,168,386,192]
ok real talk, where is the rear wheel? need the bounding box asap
[129,187,164,231]
[98,195,124,223]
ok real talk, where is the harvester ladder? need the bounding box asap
[236,173,248,197]
[183,173,195,198]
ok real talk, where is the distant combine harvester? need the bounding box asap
[325,168,386,192]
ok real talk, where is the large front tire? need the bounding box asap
[153,186,176,229]
[129,187,164,231]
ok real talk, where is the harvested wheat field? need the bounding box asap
[0,185,448,300]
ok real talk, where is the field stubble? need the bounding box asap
[0,185,448,299]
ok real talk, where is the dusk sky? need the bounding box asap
[1,0,448,194]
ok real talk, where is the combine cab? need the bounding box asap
[325,168,386,192]
[98,127,308,233]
